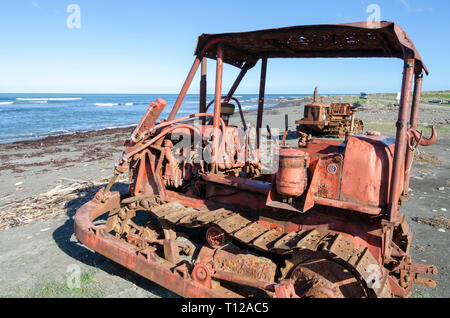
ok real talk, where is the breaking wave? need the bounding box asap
[95,103,119,107]
[16,98,83,101]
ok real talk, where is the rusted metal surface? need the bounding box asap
[388,58,415,223]
[167,57,201,121]
[206,226,229,248]
[403,73,423,197]
[131,98,167,143]
[212,248,277,282]
[224,62,252,103]
[73,21,437,298]
[282,114,289,146]
[74,191,240,298]
[199,58,207,125]
[205,96,247,130]
[407,127,437,147]
[296,87,363,138]
[256,57,267,148]
[340,135,397,209]
[276,148,308,197]
[212,44,224,165]
[202,174,271,195]
[289,260,349,298]
[195,21,427,74]
[228,97,247,130]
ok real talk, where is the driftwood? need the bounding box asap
[0,175,128,230]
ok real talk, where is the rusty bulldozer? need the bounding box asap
[74,22,438,298]
[296,87,364,139]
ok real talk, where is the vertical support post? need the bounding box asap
[282,114,289,147]
[388,58,415,222]
[167,57,201,121]
[212,44,224,165]
[409,73,423,129]
[256,58,267,148]
[403,72,424,196]
[350,112,355,132]
[200,58,207,125]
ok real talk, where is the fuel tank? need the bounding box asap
[276,148,309,197]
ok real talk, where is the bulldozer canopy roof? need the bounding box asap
[195,21,427,74]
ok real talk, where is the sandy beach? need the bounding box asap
[0,94,449,297]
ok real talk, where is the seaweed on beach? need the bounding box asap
[412,216,450,230]
[0,176,128,230]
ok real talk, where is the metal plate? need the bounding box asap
[215,214,252,234]
[195,208,232,224]
[272,231,305,251]
[177,210,206,225]
[151,202,185,218]
[163,208,195,223]
[253,229,285,251]
[233,222,268,244]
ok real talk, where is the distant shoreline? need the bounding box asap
[0,94,358,146]
[0,126,136,149]
[0,94,311,145]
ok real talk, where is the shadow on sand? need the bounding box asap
[51,182,177,298]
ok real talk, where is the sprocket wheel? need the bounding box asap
[284,257,367,298]
[278,232,392,298]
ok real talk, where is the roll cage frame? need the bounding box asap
[164,21,433,226]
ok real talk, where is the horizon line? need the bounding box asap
[1,89,448,95]
[0,91,408,95]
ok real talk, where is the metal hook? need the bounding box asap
[407,126,437,147]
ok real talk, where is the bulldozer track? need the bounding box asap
[109,197,392,297]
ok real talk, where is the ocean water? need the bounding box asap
[0,93,307,143]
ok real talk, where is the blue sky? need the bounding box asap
[0,0,448,94]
